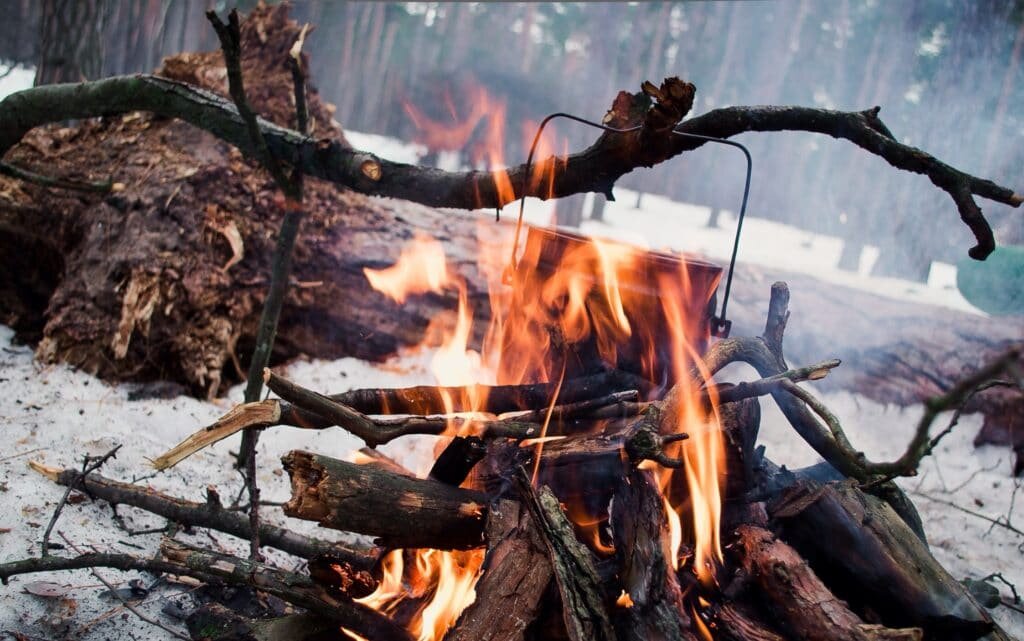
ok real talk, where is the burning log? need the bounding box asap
[610,467,695,641]
[282,450,488,549]
[443,500,553,641]
[769,480,996,640]
[731,525,923,641]
[713,602,787,641]
[160,539,414,641]
[522,481,618,641]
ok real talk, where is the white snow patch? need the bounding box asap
[0,65,34,100]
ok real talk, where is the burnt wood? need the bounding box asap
[611,468,696,641]
[282,450,488,550]
[444,500,553,641]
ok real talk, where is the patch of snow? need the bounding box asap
[344,129,428,166]
[0,65,34,100]
[0,325,435,640]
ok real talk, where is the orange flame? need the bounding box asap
[363,234,452,304]
[361,82,727,640]
[657,266,725,586]
[616,590,635,608]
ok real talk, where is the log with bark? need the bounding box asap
[768,479,995,640]
[281,450,489,550]
[443,500,553,641]
[730,525,924,641]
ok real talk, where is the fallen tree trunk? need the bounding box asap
[1,3,1021,418]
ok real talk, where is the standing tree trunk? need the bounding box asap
[34,0,107,85]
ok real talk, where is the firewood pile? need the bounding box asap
[3,262,1019,641]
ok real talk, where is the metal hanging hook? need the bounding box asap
[669,129,753,338]
[510,112,753,339]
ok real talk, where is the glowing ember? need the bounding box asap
[616,590,635,608]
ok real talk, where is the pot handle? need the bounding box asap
[670,130,752,338]
[511,114,753,339]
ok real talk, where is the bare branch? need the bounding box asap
[1,76,1018,258]
[41,444,121,556]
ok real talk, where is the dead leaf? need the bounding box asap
[24,581,72,598]
[204,205,245,273]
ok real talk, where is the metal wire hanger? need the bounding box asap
[507,111,753,338]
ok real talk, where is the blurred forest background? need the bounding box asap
[1,0,1022,281]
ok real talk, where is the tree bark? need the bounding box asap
[281,450,489,550]
[444,500,553,641]
[731,525,923,641]
[610,468,695,641]
[34,0,107,86]
[769,480,995,640]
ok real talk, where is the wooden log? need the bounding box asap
[186,604,336,641]
[610,467,696,641]
[732,525,923,641]
[282,450,488,550]
[288,370,650,419]
[444,500,553,641]
[429,436,488,486]
[714,602,787,641]
[523,481,618,641]
[769,480,995,641]
[161,539,413,641]
[30,462,373,568]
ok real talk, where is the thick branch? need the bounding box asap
[160,540,413,641]
[1,76,1018,257]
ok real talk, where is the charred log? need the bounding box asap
[281,450,488,549]
[610,467,695,641]
[444,500,553,641]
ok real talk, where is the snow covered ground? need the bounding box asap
[0,124,1018,638]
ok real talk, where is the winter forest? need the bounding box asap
[0,2,1022,641]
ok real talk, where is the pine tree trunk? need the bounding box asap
[34,0,107,85]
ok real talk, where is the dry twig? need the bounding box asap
[40,444,121,556]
